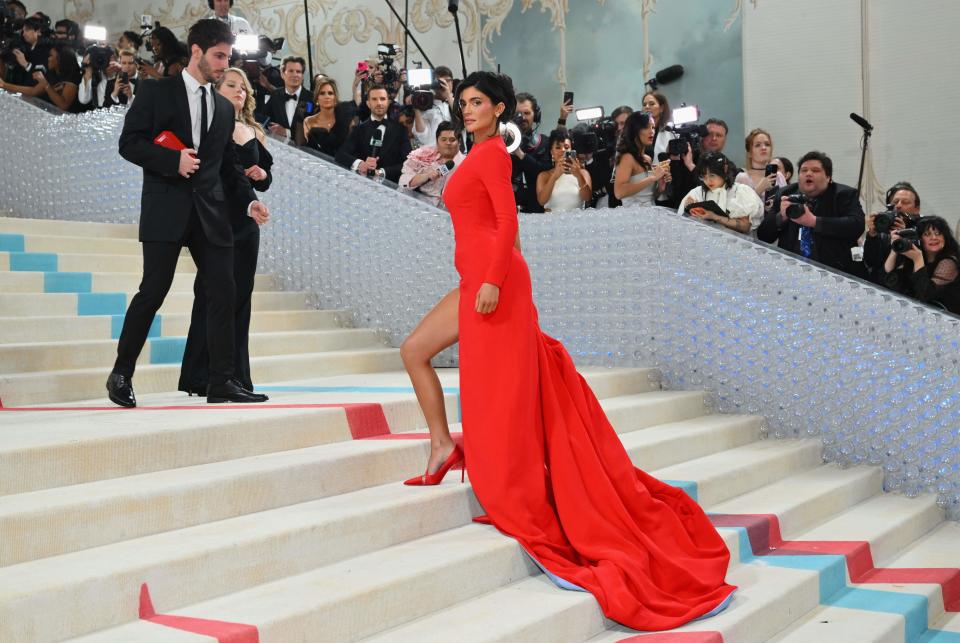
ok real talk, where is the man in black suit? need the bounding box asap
[103,49,140,107]
[262,55,309,141]
[757,151,866,278]
[106,18,270,407]
[336,84,410,183]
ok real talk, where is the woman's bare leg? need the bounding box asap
[400,288,460,474]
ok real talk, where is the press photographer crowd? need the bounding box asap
[2,0,957,319]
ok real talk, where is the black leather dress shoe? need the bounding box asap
[106,372,136,408]
[207,379,269,404]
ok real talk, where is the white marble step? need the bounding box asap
[0,387,698,565]
[0,328,385,373]
[0,250,196,274]
[0,309,349,343]
[0,216,137,239]
[0,345,404,406]
[0,290,308,317]
[0,269,276,294]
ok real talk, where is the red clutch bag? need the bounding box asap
[154,130,186,151]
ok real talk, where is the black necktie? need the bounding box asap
[199,85,208,147]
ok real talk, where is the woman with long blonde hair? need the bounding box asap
[178,67,274,397]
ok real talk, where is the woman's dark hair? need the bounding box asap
[547,128,571,149]
[49,44,81,82]
[150,26,179,56]
[610,105,633,121]
[122,30,144,51]
[641,91,669,130]
[696,152,736,189]
[616,111,654,170]
[917,216,960,264]
[452,71,517,132]
[435,120,457,140]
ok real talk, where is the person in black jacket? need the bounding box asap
[335,84,410,182]
[262,55,310,141]
[510,92,551,212]
[884,216,960,314]
[179,67,273,396]
[863,182,922,284]
[106,19,269,407]
[300,76,354,156]
[756,151,865,277]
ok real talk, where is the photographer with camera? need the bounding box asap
[536,129,591,212]
[1,41,80,111]
[262,55,309,141]
[613,111,669,207]
[139,26,187,80]
[510,92,551,212]
[756,151,865,277]
[3,15,50,87]
[863,182,922,284]
[679,152,763,234]
[399,120,463,208]
[206,0,252,36]
[411,65,453,147]
[78,44,118,110]
[336,83,410,182]
[883,216,960,314]
[105,48,138,107]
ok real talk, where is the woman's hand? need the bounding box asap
[32,71,48,91]
[244,165,268,182]
[475,283,500,314]
[566,155,583,175]
[755,173,776,194]
[689,207,716,222]
[652,162,669,181]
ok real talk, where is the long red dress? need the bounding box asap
[441,136,736,631]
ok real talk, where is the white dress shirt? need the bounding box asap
[78,75,109,107]
[181,69,214,148]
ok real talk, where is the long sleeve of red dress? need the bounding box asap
[477,142,518,288]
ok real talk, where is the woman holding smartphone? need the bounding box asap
[735,128,786,196]
[536,129,591,212]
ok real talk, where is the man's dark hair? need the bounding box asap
[187,18,234,54]
[514,91,538,115]
[434,65,453,79]
[705,117,728,134]
[798,150,833,177]
[435,120,457,140]
[7,1,27,13]
[454,71,517,128]
[886,181,921,208]
[22,16,44,31]
[281,55,305,71]
[122,30,144,50]
[366,83,388,96]
[54,19,79,37]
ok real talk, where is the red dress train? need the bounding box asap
[441,136,735,631]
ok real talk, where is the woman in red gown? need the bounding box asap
[401,72,736,630]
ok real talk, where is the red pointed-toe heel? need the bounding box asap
[404,445,465,486]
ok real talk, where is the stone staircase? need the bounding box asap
[0,216,958,642]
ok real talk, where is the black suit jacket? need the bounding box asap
[335,118,410,183]
[118,74,257,247]
[756,181,865,277]
[103,77,139,108]
[264,87,309,133]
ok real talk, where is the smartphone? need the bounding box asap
[119,71,129,84]
[563,91,574,106]
[764,163,778,177]
[356,61,369,77]
[563,149,576,160]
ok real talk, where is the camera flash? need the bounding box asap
[84,25,108,42]
[234,34,260,54]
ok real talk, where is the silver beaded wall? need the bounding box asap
[2,92,959,519]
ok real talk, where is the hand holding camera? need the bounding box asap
[890,228,922,259]
[780,194,816,227]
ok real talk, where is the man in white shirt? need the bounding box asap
[207,0,253,35]
[412,65,454,147]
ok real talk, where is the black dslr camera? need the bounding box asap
[0,4,24,65]
[892,228,921,254]
[375,43,400,89]
[874,208,916,234]
[665,104,708,157]
[784,194,810,219]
